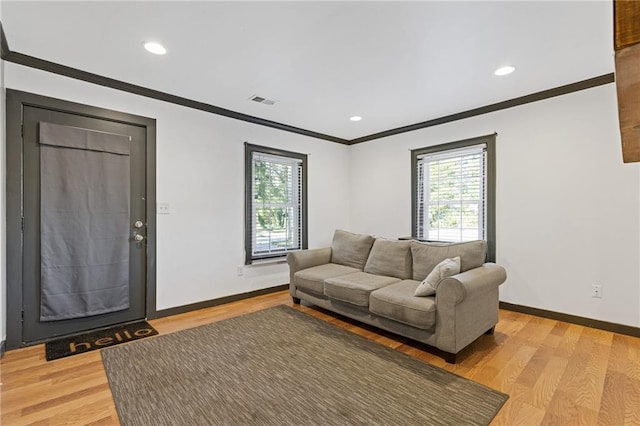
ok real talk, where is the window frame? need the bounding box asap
[244,143,308,265]
[411,134,496,262]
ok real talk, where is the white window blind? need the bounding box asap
[416,143,487,242]
[250,152,303,260]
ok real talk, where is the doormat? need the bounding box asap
[45,320,158,361]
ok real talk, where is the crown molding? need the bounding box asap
[349,73,615,145]
[0,21,10,59]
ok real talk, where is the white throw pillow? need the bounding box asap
[414,256,461,297]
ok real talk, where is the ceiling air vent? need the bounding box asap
[249,95,276,106]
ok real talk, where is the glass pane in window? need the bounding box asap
[251,154,302,258]
[428,204,460,241]
[461,203,481,241]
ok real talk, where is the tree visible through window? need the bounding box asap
[245,144,307,264]
[412,134,496,261]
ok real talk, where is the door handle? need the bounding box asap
[133,233,145,243]
[133,220,144,228]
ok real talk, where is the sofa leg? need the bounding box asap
[292,297,301,305]
[444,352,458,364]
[485,326,495,335]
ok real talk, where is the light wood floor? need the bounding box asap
[1,290,639,425]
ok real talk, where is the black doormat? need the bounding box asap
[45,321,158,361]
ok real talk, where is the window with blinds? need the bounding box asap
[245,144,307,264]
[411,135,496,261]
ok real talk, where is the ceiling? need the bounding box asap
[1,1,614,141]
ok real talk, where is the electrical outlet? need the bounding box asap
[592,285,602,298]
[157,202,171,215]
[237,266,244,277]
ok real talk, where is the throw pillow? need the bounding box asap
[414,256,461,297]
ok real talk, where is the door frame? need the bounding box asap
[5,89,158,350]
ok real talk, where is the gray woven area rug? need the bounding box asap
[102,305,507,425]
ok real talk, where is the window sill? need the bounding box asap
[248,257,288,266]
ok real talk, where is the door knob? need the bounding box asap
[134,220,144,228]
[133,233,144,242]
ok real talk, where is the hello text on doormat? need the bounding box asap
[45,321,158,361]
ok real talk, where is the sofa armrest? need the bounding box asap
[287,248,332,296]
[436,263,507,306]
[434,263,507,354]
[287,247,332,272]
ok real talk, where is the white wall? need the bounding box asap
[3,63,351,313]
[349,84,640,327]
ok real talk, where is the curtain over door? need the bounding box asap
[39,122,131,321]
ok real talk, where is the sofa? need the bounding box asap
[287,230,507,363]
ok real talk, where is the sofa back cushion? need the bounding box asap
[364,239,413,280]
[411,240,487,281]
[331,230,375,269]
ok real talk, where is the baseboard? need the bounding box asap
[0,339,5,359]
[154,284,289,319]
[499,301,640,338]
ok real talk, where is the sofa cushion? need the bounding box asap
[363,239,413,280]
[370,280,436,330]
[331,230,375,269]
[295,263,360,295]
[411,240,487,281]
[325,272,400,307]
[414,256,461,297]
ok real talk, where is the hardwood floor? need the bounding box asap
[1,290,639,425]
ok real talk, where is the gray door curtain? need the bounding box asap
[39,121,131,321]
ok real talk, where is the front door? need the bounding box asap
[20,104,148,344]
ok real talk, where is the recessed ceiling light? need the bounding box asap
[494,66,515,76]
[350,116,362,122]
[144,42,167,55]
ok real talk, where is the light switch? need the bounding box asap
[157,202,171,215]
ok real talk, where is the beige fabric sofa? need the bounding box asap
[287,230,507,363]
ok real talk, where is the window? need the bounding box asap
[411,134,496,261]
[245,143,307,264]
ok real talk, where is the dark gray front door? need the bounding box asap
[21,105,147,344]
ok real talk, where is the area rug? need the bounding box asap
[101,306,507,425]
[46,320,157,361]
